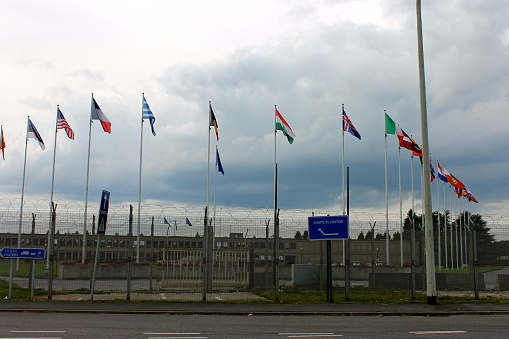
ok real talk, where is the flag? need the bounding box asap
[216,148,224,175]
[455,187,467,199]
[91,97,111,133]
[143,96,156,136]
[429,157,435,182]
[342,107,361,140]
[27,118,45,150]
[385,113,396,135]
[442,166,465,189]
[275,108,295,144]
[209,103,219,141]
[186,217,192,227]
[164,217,170,226]
[465,189,479,203]
[395,125,420,154]
[1,125,5,160]
[174,220,178,231]
[437,161,448,183]
[57,107,75,140]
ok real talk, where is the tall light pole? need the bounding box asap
[416,0,437,304]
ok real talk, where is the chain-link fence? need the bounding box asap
[0,198,508,301]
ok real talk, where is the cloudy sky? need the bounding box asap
[1,0,508,220]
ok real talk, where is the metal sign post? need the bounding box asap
[91,190,110,301]
[1,248,46,300]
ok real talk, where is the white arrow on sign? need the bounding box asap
[319,228,339,236]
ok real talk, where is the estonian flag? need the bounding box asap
[27,118,45,150]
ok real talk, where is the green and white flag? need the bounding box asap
[385,113,396,135]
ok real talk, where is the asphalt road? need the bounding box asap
[0,313,508,338]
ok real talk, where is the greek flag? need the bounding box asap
[143,96,156,136]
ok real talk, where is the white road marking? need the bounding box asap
[409,331,467,335]
[279,333,343,338]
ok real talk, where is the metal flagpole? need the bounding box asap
[342,104,346,263]
[137,93,145,263]
[459,195,464,268]
[49,107,59,268]
[83,94,94,264]
[411,153,415,297]
[450,184,453,269]
[214,145,218,251]
[203,101,212,301]
[398,142,403,266]
[274,105,279,302]
[416,0,436,303]
[18,116,30,271]
[455,189,458,269]
[384,110,390,265]
[436,156,441,271]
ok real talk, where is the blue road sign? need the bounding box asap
[0,248,46,259]
[97,190,110,235]
[308,215,349,240]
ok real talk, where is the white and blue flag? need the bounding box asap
[143,96,156,136]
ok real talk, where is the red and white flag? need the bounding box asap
[91,97,111,133]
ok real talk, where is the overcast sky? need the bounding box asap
[1,0,508,220]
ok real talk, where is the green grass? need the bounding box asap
[0,262,58,278]
[0,280,46,300]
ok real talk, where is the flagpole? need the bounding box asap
[341,104,346,263]
[436,156,441,271]
[384,110,389,265]
[203,101,211,299]
[83,94,94,264]
[48,107,59,268]
[214,145,218,251]
[137,93,145,263]
[274,104,280,302]
[18,116,29,271]
[398,142,403,267]
[455,188,458,269]
[443,169,447,270]
[459,193,464,268]
[450,184,453,269]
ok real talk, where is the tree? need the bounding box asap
[393,232,400,241]
[302,230,309,240]
[357,231,365,240]
[364,229,374,240]
[294,231,302,240]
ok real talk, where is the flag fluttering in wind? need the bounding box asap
[429,157,435,182]
[209,103,219,141]
[437,161,448,183]
[275,108,295,144]
[1,125,5,160]
[174,220,178,231]
[342,107,361,140]
[57,107,75,140]
[216,148,224,175]
[443,166,465,190]
[465,189,479,203]
[164,217,170,226]
[385,113,396,135]
[143,96,156,136]
[455,187,467,199]
[91,97,111,133]
[186,217,192,227]
[27,118,45,150]
[396,125,420,154]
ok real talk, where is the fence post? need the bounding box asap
[47,203,56,300]
[150,216,154,292]
[473,229,479,299]
[29,213,35,294]
[127,205,133,300]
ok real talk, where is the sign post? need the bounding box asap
[308,215,349,302]
[1,248,46,299]
[91,190,110,301]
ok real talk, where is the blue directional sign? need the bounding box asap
[97,190,110,235]
[308,215,349,240]
[0,248,46,259]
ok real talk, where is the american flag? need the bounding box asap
[57,107,74,140]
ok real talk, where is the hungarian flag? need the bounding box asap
[209,103,219,141]
[1,125,5,160]
[275,108,295,144]
[91,97,111,133]
[396,125,420,154]
[437,161,448,183]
